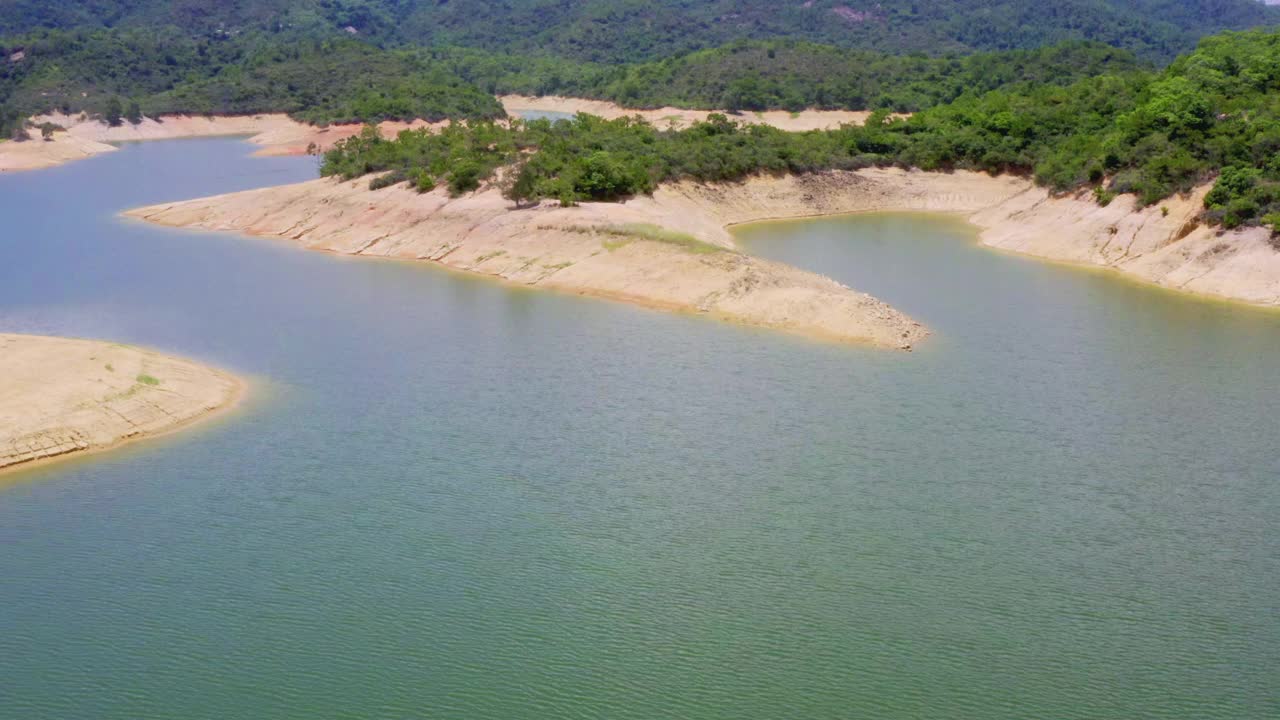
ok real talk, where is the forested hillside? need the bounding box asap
[321,29,1280,233]
[5,5,1280,234]
[437,40,1143,113]
[2,0,1276,63]
[2,0,1276,138]
[0,30,503,137]
[0,29,1141,137]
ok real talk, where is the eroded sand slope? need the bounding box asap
[973,185,1280,306]
[0,335,242,473]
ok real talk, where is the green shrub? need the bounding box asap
[412,169,436,193]
[369,171,406,190]
[447,161,484,196]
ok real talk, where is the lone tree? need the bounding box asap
[126,100,143,125]
[502,162,539,208]
[40,122,56,141]
[104,97,123,127]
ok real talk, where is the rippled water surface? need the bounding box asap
[2,140,1278,719]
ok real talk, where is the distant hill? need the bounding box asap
[436,40,1146,113]
[2,0,1278,63]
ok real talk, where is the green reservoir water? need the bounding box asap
[509,110,576,123]
[1,140,1278,719]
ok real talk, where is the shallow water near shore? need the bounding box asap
[2,139,1278,719]
[509,109,576,122]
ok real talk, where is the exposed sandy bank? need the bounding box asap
[123,169,1034,348]
[124,159,1280,336]
[972,184,1280,306]
[0,132,118,172]
[650,168,1280,308]
[0,113,447,173]
[0,334,243,474]
[4,98,869,174]
[1,113,300,172]
[500,95,876,131]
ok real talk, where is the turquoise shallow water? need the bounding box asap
[1,140,1278,719]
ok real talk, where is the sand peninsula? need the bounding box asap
[13,99,1276,339]
[126,168,1043,349]
[0,334,243,475]
[126,157,1280,341]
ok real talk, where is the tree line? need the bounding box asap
[0,27,1147,138]
[433,40,1145,114]
[0,30,504,131]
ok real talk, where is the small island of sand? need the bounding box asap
[0,334,243,474]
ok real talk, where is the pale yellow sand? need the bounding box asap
[499,95,879,130]
[0,334,243,474]
[0,113,450,172]
[124,168,1038,349]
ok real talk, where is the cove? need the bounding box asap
[1,139,1277,719]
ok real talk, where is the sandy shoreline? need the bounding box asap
[970,184,1280,306]
[124,169,1040,349]
[1,95,879,174]
[0,334,244,476]
[498,95,878,131]
[0,112,449,173]
[124,162,1280,339]
[9,103,1275,334]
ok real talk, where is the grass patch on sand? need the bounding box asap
[135,374,161,386]
[600,223,723,254]
[549,222,724,254]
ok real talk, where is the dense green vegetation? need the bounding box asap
[320,29,1280,234]
[437,40,1144,113]
[5,4,1280,233]
[0,30,502,132]
[151,40,502,123]
[896,29,1280,230]
[0,25,1143,132]
[2,0,1276,139]
[2,0,1276,64]
[0,28,1146,140]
